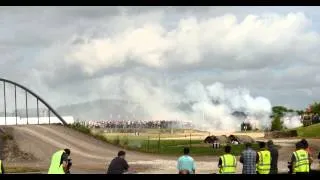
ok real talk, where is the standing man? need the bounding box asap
[300,139,313,170]
[218,145,237,174]
[177,147,196,174]
[48,149,71,174]
[256,142,271,174]
[107,151,130,174]
[240,143,258,174]
[290,141,310,174]
[267,140,278,174]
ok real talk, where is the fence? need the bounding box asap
[103,132,207,154]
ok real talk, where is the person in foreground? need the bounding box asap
[290,141,310,174]
[48,149,71,174]
[218,145,237,174]
[267,140,278,174]
[256,142,271,174]
[107,151,130,174]
[240,143,257,174]
[177,147,196,174]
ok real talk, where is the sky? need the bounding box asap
[1,6,320,111]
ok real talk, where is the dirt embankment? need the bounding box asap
[0,127,37,163]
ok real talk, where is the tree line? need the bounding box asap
[270,102,320,131]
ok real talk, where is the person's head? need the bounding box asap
[183,147,190,155]
[296,141,304,150]
[245,143,252,149]
[267,140,274,148]
[225,145,231,153]
[118,151,126,159]
[259,142,266,149]
[64,149,71,156]
[300,139,309,149]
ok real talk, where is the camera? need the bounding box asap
[66,158,72,174]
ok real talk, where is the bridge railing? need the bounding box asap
[0,78,67,126]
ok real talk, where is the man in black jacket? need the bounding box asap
[267,140,278,174]
[107,151,129,174]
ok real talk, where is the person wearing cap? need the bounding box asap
[290,141,310,174]
[267,140,278,174]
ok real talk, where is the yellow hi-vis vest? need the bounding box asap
[48,150,65,174]
[219,154,237,174]
[293,149,310,173]
[257,150,271,174]
[0,160,2,174]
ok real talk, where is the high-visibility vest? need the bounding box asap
[48,150,65,174]
[0,160,2,174]
[257,150,271,174]
[219,154,237,174]
[293,149,310,173]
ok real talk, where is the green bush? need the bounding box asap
[271,115,283,131]
[1,134,13,141]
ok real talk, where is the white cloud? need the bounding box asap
[56,12,320,76]
[0,7,320,124]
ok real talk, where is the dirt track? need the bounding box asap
[5,125,320,174]
[9,125,172,172]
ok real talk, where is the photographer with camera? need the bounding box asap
[48,149,71,174]
[66,158,72,174]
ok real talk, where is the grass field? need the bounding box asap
[296,124,320,138]
[69,123,259,156]
[101,134,259,156]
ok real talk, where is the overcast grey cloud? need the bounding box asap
[1,6,320,117]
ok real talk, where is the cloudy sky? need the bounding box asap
[1,6,320,110]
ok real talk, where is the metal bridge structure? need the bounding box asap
[0,78,67,126]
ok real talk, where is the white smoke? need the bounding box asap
[122,77,272,131]
[281,112,303,129]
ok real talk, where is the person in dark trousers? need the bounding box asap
[107,151,129,174]
[240,143,258,174]
[267,140,278,174]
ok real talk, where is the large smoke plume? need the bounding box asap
[121,77,272,131]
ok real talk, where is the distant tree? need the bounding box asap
[309,102,320,114]
[271,115,283,131]
[271,106,288,118]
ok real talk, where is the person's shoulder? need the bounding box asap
[188,156,195,161]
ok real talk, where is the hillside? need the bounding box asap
[296,123,320,138]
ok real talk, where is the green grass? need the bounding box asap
[296,123,320,138]
[69,122,259,156]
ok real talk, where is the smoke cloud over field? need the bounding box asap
[121,77,272,131]
[282,112,303,129]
